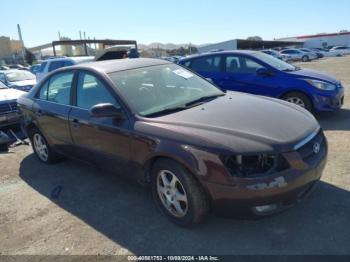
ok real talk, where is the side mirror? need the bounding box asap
[90,103,124,118]
[256,67,272,76]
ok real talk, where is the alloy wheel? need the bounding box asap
[33,133,48,162]
[157,170,188,218]
[285,97,306,108]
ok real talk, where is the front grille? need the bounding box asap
[296,131,326,166]
[0,102,18,115]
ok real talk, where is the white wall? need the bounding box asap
[303,35,350,48]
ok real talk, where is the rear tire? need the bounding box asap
[29,128,60,164]
[283,92,313,112]
[151,159,209,226]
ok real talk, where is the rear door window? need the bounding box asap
[190,56,222,72]
[47,71,74,105]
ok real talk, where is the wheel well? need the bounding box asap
[25,123,38,138]
[280,90,314,110]
[143,155,212,207]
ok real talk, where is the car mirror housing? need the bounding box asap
[90,103,124,118]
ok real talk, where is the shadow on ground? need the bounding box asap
[19,154,350,255]
[316,108,350,131]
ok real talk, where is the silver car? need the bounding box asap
[280,49,317,62]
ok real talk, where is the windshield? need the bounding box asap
[5,70,36,82]
[109,64,224,117]
[254,52,297,71]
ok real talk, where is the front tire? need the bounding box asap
[151,159,209,226]
[29,128,60,164]
[283,92,313,112]
[302,55,309,62]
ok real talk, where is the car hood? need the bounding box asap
[288,68,339,84]
[0,88,26,102]
[137,92,319,153]
[8,79,36,87]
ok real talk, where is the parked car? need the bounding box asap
[19,58,327,226]
[300,48,323,59]
[0,69,37,92]
[36,56,94,82]
[329,46,350,55]
[29,64,41,74]
[261,50,291,62]
[280,49,317,62]
[0,80,26,129]
[0,66,10,70]
[7,64,28,70]
[179,51,344,112]
[311,48,343,57]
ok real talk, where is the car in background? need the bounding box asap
[0,69,36,92]
[7,64,26,70]
[0,66,10,70]
[29,64,41,74]
[311,48,343,57]
[329,46,350,55]
[261,50,291,62]
[18,58,327,226]
[179,50,344,112]
[160,56,183,63]
[300,48,323,59]
[36,56,94,82]
[0,80,26,129]
[280,49,317,62]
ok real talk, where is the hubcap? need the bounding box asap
[285,97,306,108]
[33,133,48,162]
[157,170,188,218]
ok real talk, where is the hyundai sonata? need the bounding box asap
[18,58,327,226]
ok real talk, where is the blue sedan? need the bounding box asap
[179,51,344,112]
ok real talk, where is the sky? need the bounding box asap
[2,0,350,47]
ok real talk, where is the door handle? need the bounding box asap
[72,119,80,129]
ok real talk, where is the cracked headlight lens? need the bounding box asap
[222,154,289,177]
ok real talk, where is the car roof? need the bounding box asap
[180,50,260,61]
[68,58,172,74]
[44,56,95,63]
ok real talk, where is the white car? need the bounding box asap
[0,69,36,92]
[0,81,26,128]
[36,56,94,82]
[280,49,317,62]
[329,46,350,56]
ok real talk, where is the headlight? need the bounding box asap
[305,79,336,91]
[221,154,289,177]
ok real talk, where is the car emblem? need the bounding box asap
[313,142,320,154]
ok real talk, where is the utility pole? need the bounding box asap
[79,31,82,40]
[58,31,61,40]
[17,24,26,64]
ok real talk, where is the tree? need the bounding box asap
[246,36,263,41]
[25,48,36,65]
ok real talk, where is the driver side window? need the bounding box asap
[226,56,264,74]
[76,72,119,110]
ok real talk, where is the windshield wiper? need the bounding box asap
[185,94,225,107]
[144,106,189,117]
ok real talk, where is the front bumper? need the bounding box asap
[313,87,344,112]
[0,112,21,128]
[203,131,328,216]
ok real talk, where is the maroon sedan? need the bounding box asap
[18,58,327,226]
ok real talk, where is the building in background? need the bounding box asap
[197,39,302,53]
[0,36,24,65]
[278,31,350,49]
